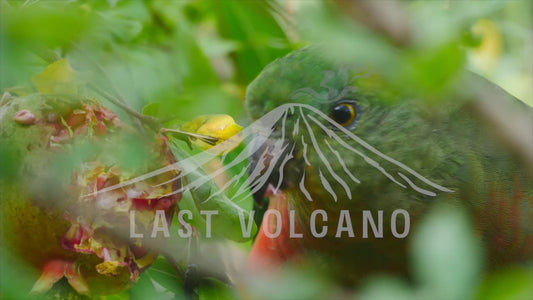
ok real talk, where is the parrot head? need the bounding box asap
[245,46,455,232]
[241,46,469,281]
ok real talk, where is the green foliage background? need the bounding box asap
[1,0,532,299]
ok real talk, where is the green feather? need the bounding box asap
[245,46,533,281]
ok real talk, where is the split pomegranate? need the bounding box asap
[0,93,181,296]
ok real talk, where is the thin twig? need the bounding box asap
[89,83,160,129]
[73,43,154,133]
[32,47,159,132]
[332,0,412,47]
[469,77,533,167]
[161,128,220,145]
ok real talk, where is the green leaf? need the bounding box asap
[211,0,291,83]
[198,278,239,300]
[475,267,533,300]
[411,205,483,299]
[100,289,130,300]
[98,12,143,42]
[358,276,416,300]
[142,102,162,118]
[144,257,186,297]
[1,2,92,47]
[129,269,175,300]
[170,140,257,242]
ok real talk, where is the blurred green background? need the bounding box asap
[1,0,532,299]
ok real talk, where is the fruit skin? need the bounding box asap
[244,47,533,283]
[0,93,180,295]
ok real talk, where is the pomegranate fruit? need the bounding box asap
[0,93,181,296]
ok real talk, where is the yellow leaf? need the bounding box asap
[32,59,78,94]
[182,114,243,151]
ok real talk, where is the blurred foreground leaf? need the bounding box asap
[359,205,483,299]
[32,58,78,94]
[211,0,292,83]
[476,267,533,300]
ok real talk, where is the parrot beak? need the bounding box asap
[248,137,276,220]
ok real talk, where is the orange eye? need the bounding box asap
[331,103,356,127]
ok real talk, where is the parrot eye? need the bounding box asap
[331,102,359,128]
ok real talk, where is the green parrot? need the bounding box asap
[242,46,533,284]
[90,45,532,290]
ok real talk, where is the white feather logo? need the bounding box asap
[88,102,453,203]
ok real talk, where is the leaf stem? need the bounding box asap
[88,83,160,130]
